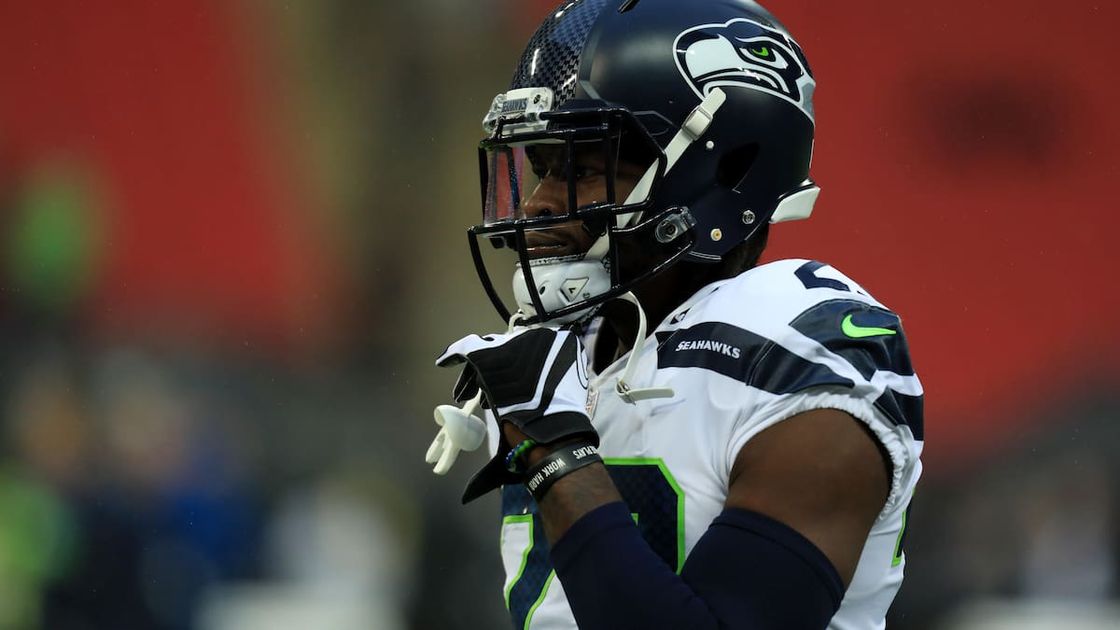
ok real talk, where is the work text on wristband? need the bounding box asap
[525,442,602,502]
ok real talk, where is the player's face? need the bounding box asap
[520,144,646,259]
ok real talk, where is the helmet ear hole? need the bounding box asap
[716,143,760,190]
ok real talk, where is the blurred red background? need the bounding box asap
[0,0,341,351]
[1,2,1117,628]
[4,0,1115,463]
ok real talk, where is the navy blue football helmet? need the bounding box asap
[471,0,819,324]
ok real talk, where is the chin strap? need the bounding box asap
[613,292,675,404]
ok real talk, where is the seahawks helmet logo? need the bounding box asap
[674,18,815,122]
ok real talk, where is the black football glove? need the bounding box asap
[435,327,597,502]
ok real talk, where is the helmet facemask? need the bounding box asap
[470,99,697,326]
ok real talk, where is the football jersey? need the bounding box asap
[491,259,924,630]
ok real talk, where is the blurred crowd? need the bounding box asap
[1,1,1117,629]
[0,192,441,630]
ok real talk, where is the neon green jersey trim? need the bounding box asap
[891,504,909,568]
[842,313,897,338]
[524,571,555,629]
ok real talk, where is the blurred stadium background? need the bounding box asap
[0,0,1117,628]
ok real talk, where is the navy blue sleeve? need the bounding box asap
[550,502,844,630]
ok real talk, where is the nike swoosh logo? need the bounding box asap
[842,314,897,338]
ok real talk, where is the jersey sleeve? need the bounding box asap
[722,274,924,516]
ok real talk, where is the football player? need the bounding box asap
[426,1,923,628]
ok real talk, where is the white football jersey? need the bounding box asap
[492,259,924,630]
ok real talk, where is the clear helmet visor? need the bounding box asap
[482,144,536,224]
[480,132,658,228]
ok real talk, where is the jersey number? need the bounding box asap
[501,459,684,629]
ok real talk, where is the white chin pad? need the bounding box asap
[513,255,611,324]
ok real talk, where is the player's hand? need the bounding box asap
[435,327,597,502]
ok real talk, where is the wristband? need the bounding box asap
[525,442,602,502]
[505,439,538,474]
